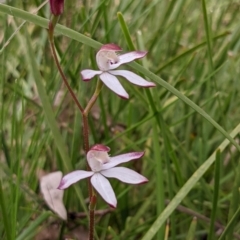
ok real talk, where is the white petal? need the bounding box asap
[58,170,94,189]
[102,152,144,170]
[109,70,156,87]
[99,72,129,99]
[81,69,102,81]
[101,167,148,184]
[91,173,117,208]
[109,51,147,69]
[40,171,67,220]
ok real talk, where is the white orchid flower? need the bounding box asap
[58,144,148,208]
[81,43,156,99]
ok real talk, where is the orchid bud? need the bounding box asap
[49,0,64,16]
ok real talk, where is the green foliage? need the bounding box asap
[1,0,240,239]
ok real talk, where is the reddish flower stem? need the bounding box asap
[83,79,103,240]
[89,194,97,240]
[48,22,84,113]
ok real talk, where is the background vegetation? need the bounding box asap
[1,0,240,239]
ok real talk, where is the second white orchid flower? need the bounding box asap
[58,144,148,208]
[81,43,156,99]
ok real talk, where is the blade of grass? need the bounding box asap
[218,206,240,240]
[186,217,197,240]
[0,179,12,240]
[16,211,52,240]
[208,150,221,240]
[226,160,240,240]
[201,0,214,72]
[117,12,135,50]
[141,123,240,240]
[164,220,170,240]
[153,123,165,240]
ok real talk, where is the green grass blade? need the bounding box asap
[141,123,240,240]
[117,12,135,50]
[0,179,12,240]
[208,150,221,240]
[218,206,240,240]
[186,217,197,240]
[16,211,51,240]
[226,160,240,240]
[201,0,214,71]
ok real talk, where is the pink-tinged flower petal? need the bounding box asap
[102,152,144,170]
[91,173,117,208]
[109,70,156,87]
[99,72,129,99]
[58,170,94,189]
[101,167,148,184]
[100,43,122,51]
[109,51,147,69]
[81,69,102,81]
[90,144,110,152]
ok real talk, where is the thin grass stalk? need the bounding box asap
[208,150,221,240]
[219,206,240,240]
[226,161,240,240]
[186,217,197,240]
[0,180,11,240]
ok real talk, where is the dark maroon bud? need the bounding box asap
[49,0,64,16]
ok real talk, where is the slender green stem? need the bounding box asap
[48,22,84,113]
[208,150,221,239]
[0,180,11,240]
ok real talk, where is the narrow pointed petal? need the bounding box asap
[101,167,148,184]
[102,152,144,170]
[99,72,129,99]
[58,171,94,189]
[109,70,156,87]
[81,69,102,81]
[109,51,147,69]
[91,173,117,208]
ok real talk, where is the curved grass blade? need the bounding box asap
[141,123,240,240]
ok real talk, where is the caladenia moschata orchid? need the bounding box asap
[46,0,151,238]
[58,144,148,208]
[81,44,156,99]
